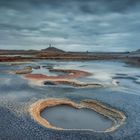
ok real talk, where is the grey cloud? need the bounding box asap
[0,0,140,51]
[0,0,140,12]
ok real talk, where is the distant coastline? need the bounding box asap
[0,47,140,66]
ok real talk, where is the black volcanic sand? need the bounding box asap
[1,89,140,140]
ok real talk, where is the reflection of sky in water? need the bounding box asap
[0,60,140,98]
[32,66,57,76]
[41,105,112,131]
[45,60,140,87]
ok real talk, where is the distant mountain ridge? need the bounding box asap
[0,47,140,55]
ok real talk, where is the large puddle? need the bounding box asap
[41,105,113,131]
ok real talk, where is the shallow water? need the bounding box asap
[32,66,58,76]
[0,60,140,140]
[41,105,112,131]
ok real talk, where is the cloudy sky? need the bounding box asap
[0,0,140,52]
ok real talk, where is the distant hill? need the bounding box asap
[127,49,140,57]
[135,49,140,52]
[130,49,140,54]
[41,47,65,53]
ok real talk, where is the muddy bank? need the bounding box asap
[29,98,126,132]
[25,68,92,80]
[13,66,103,88]
[13,66,33,74]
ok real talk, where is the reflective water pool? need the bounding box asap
[41,105,113,131]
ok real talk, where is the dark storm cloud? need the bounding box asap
[79,0,140,14]
[0,0,139,12]
[0,0,140,51]
[0,23,39,32]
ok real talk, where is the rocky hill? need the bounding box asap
[41,47,65,53]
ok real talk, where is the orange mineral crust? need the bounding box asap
[29,98,126,132]
[25,69,92,80]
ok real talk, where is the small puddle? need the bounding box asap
[41,105,113,131]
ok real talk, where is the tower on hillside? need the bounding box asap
[49,44,52,48]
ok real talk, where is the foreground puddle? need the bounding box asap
[30,98,126,132]
[41,105,113,131]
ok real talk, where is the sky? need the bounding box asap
[0,0,140,52]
